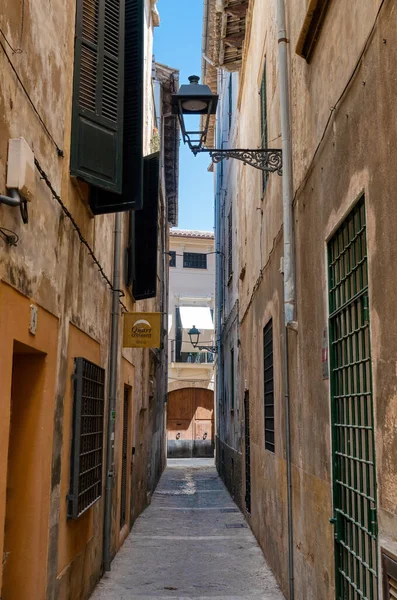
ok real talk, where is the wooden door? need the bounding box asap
[167,388,214,458]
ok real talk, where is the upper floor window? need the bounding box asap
[183,252,207,269]
[169,251,176,267]
[263,319,275,453]
[260,62,268,190]
[228,75,233,131]
[230,347,235,410]
[296,0,331,61]
[71,0,146,214]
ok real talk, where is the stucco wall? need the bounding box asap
[168,233,215,390]
[0,1,166,598]
[211,0,397,597]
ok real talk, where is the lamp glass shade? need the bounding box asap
[171,75,218,116]
[182,99,209,112]
[188,325,200,348]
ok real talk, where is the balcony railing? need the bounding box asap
[170,340,214,364]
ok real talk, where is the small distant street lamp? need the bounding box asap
[172,75,282,174]
[188,325,218,354]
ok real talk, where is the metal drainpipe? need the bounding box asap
[276,0,296,599]
[103,211,122,572]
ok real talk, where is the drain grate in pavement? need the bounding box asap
[219,508,239,513]
[225,523,246,528]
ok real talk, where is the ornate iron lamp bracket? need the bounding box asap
[196,148,283,174]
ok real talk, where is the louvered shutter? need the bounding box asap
[260,62,268,190]
[133,152,160,300]
[71,0,125,193]
[89,0,144,214]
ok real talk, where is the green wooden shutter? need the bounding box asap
[89,0,145,214]
[260,62,268,190]
[133,152,160,300]
[71,0,125,193]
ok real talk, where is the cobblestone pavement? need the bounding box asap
[91,459,284,600]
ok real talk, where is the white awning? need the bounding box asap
[179,306,214,331]
[179,306,214,353]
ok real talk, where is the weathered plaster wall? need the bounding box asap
[289,1,397,589]
[168,233,215,390]
[214,0,397,597]
[0,0,166,598]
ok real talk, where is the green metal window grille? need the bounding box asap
[120,386,129,529]
[244,392,251,513]
[68,358,105,519]
[230,348,235,410]
[260,62,268,190]
[263,319,274,452]
[328,197,378,600]
[183,252,207,269]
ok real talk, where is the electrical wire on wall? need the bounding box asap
[34,159,128,312]
[0,10,64,158]
[0,226,19,246]
[0,0,24,53]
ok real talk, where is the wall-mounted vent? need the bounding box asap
[383,551,397,599]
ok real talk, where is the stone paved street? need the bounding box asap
[91,459,284,600]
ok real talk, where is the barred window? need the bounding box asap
[228,207,233,278]
[169,251,176,267]
[68,358,105,519]
[183,252,207,269]
[230,347,235,410]
[263,319,274,452]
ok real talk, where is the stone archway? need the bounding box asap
[167,387,214,458]
[167,380,214,394]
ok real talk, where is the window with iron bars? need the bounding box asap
[183,252,207,269]
[263,319,275,452]
[228,207,233,278]
[230,347,235,410]
[68,358,105,519]
[169,251,176,267]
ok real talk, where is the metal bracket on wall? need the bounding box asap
[197,148,283,174]
[0,189,28,223]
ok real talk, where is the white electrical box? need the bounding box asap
[6,137,36,201]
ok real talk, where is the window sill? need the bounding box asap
[296,0,331,61]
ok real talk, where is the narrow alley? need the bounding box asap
[91,460,284,600]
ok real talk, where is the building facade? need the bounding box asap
[203,0,397,598]
[0,1,178,599]
[167,229,215,458]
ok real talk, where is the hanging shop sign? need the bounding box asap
[123,312,161,348]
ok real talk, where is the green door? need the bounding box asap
[328,197,378,599]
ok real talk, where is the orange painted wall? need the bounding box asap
[0,282,59,598]
[57,323,101,577]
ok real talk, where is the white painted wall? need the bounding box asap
[168,231,215,391]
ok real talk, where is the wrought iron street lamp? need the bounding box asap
[188,325,218,354]
[172,75,282,174]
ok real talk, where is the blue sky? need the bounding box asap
[154,0,215,232]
